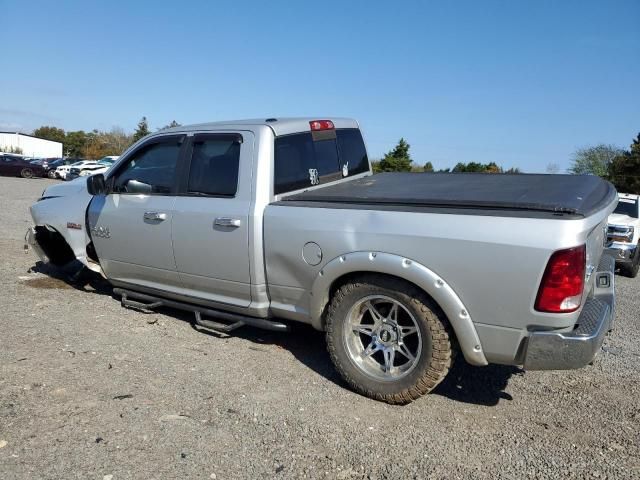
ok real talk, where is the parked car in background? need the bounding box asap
[0,153,45,178]
[607,193,640,278]
[46,158,75,178]
[56,160,96,180]
[72,156,119,180]
[30,157,63,177]
[53,158,86,179]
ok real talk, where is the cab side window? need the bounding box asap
[112,139,182,194]
[187,138,241,197]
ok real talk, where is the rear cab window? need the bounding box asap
[274,128,369,195]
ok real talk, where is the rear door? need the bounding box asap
[171,132,253,307]
[87,135,186,291]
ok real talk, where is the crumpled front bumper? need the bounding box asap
[523,254,615,370]
[24,227,49,263]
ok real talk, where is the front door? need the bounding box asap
[87,135,186,292]
[171,132,253,308]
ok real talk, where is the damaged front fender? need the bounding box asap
[24,227,49,263]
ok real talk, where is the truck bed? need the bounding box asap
[281,172,617,218]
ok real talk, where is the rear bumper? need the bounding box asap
[523,254,615,370]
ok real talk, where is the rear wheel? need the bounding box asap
[20,168,34,179]
[326,275,454,404]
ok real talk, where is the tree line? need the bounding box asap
[371,138,521,174]
[567,133,640,194]
[373,132,640,194]
[32,117,180,159]
[31,118,640,193]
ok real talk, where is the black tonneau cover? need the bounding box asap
[282,173,617,217]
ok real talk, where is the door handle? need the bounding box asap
[143,211,167,221]
[214,217,241,228]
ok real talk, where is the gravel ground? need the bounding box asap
[0,176,638,480]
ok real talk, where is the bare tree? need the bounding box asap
[159,120,181,131]
[103,127,133,154]
[82,127,133,159]
[569,144,624,176]
[546,163,561,174]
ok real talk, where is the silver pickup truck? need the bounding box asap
[26,118,617,404]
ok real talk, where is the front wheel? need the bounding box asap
[326,275,454,404]
[20,168,34,178]
[47,170,57,179]
[621,245,640,278]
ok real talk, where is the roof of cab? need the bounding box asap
[159,117,359,137]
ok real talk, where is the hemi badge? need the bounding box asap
[67,222,82,230]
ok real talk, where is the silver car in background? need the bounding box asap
[70,156,119,180]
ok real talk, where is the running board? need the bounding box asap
[113,288,289,333]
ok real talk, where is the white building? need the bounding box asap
[0,132,63,158]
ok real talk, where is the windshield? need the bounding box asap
[71,161,85,166]
[614,200,638,218]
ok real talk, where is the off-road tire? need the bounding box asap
[326,274,454,404]
[20,168,34,179]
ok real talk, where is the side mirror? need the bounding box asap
[87,174,107,195]
[125,179,153,194]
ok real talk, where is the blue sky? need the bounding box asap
[1,0,638,172]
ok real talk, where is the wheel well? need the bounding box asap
[34,226,76,266]
[324,271,453,335]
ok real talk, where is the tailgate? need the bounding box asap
[584,218,609,297]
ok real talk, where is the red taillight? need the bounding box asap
[309,120,334,131]
[535,245,586,313]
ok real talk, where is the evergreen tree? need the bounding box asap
[132,117,150,143]
[423,161,434,172]
[377,138,412,172]
[609,133,640,194]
